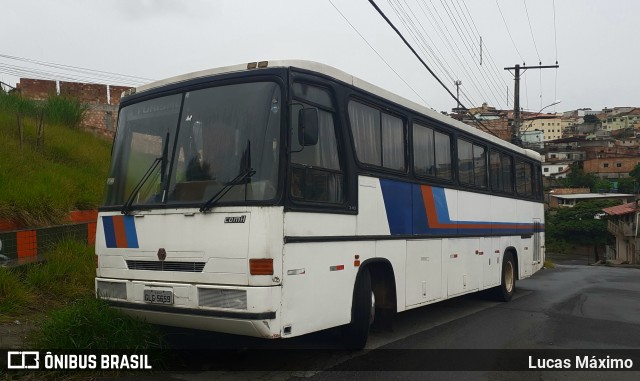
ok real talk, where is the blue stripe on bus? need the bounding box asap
[123,216,139,248]
[102,216,117,248]
[380,179,412,235]
[379,179,541,236]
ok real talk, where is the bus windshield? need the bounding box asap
[103,81,282,208]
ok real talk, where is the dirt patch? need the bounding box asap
[0,319,35,349]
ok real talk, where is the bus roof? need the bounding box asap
[134,60,538,159]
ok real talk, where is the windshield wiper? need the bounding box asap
[121,132,170,215]
[200,140,254,213]
[199,168,255,213]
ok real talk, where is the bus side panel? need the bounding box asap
[356,176,392,235]
[489,195,518,287]
[283,212,356,237]
[405,240,442,307]
[281,241,375,338]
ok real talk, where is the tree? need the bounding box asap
[546,200,616,262]
[616,177,637,193]
[583,114,599,124]
[592,179,611,193]
[629,163,640,183]
[561,164,597,189]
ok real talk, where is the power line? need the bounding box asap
[522,0,541,63]
[0,62,144,86]
[327,0,433,108]
[389,0,452,82]
[415,1,494,108]
[495,0,525,63]
[552,0,559,109]
[552,0,558,63]
[0,53,153,82]
[436,0,507,108]
[367,0,501,139]
[455,1,512,98]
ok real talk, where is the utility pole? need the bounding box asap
[454,80,462,109]
[504,63,559,144]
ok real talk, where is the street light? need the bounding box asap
[538,99,562,113]
[519,100,562,137]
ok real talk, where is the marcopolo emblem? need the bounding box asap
[157,248,167,261]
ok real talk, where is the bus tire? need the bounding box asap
[495,252,516,302]
[343,268,374,350]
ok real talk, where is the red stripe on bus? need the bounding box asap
[112,215,128,248]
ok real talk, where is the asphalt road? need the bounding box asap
[108,261,640,381]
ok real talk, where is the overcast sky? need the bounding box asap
[2,0,638,114]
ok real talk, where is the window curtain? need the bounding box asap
[348,101,381,166]
[381,113,405,171]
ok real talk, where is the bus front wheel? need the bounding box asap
[343,268,374,350]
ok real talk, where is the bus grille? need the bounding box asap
[198,288,247,310]
[126,260,206,272]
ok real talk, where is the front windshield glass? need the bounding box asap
[103,81,281,208]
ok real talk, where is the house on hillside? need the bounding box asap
[601,108,640,132]
[583,157,640,179]
[548,192,634,208]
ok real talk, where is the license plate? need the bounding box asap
[144,289,173,305]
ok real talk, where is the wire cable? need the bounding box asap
[523,0,541,63]
[437,0,507,108]
[495,0,525,64]
[327,0,433,108]
[0,53,153,82]
[416,0,495,108]
[456,1,511,97]
[367,0,501,139]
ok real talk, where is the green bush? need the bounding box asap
[44,95,88,129]
[26,240,95,300]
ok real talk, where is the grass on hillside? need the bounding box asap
[0,109,111,227]
[0,239,166,352]
[0,240,95,320]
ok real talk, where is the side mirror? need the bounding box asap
[298,108,319,146]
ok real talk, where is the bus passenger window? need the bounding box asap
[348,101,406,171]
[413,123,451,180]
[516,160,533,196]
[457,139,486,187]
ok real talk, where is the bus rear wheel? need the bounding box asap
[494,252,516,302]
[342,268,374,350]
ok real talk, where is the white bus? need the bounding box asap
[95,60,544,349]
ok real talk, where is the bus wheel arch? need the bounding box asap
[505,246,519,280]
[494,248,517,301]
[343,259,397,349]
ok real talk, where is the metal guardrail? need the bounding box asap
[0,221,96,267]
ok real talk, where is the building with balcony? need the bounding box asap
[603,201,639,264]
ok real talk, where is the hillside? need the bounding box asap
[0,96,111,227]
